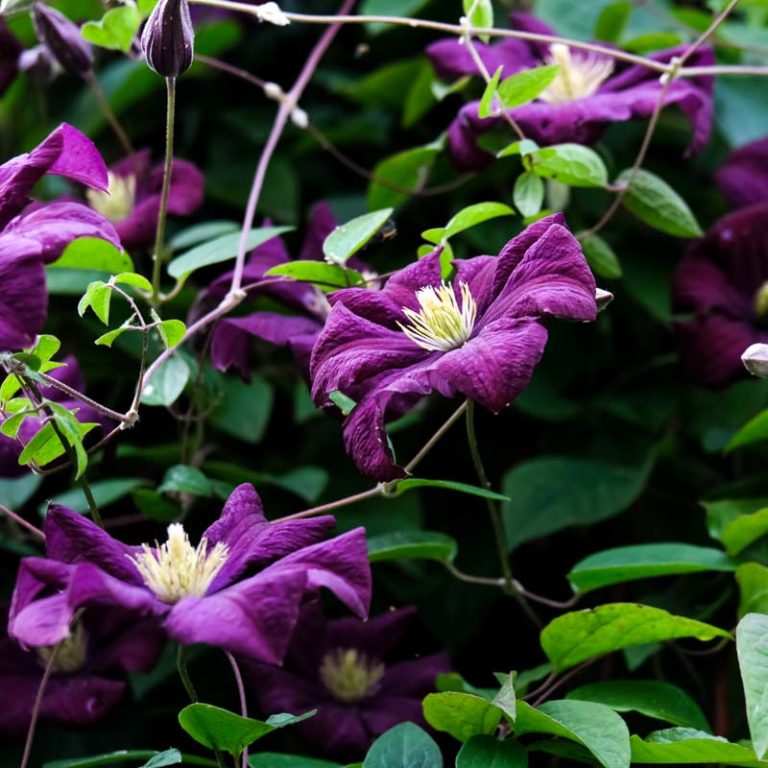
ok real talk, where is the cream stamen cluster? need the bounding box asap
[129,523,229,604]
[539,43,614,104]
[86,171,137,222]
[319,648,386,703]
[38,621,88,673]
[400,281,477,352]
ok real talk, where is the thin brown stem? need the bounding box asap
[404,400,468,474]
[85,72,136,159]
[0,502,45,541]
[20,642,60,768]
[226,652,249,768]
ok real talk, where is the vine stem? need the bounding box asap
[20,641,60,768]
[0,502,45,541]
[229,0,357,294]
[226,652,249,768]
[151,77,177,306]
[464,401,514,594]
[85,71,136,159]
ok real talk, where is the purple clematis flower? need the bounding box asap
[310,213,597,481]
[672,202,768,388]
[427,13,714,170]
[0,604,163,737]
[83,149,204,251]
[242,601,450,761]
[0,123,119,352]
[193,203,376,376]
[715,136,768,210]
[0,355,109,478]
[9,484,371,662]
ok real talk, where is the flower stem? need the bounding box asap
[176,644,198,702]
[226,652,249,768]
[151,76,177,307]
[464,401,515,595]
[0,502,45,541]
[404,400,468,474]
[20,641,60,768]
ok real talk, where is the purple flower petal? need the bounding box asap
[426,37,535,82]
[0,242,47,351]
[716,136,768,209]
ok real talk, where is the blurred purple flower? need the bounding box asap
[672,202,768,388]
[194,203,376,376]
[0,21,22,96]
[427,13,714,170]
[9,484,371,662]
[0,356,110,479]
[0,123,119,352]
[243,601,450,761]
[0,604,163,737]
[32,2,93,78]
[84,149,204,251]
[310,213,597,480]
[715,136,768,210]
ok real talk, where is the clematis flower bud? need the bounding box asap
[140,0,194,78]
[742,343,768,379]
[32,3,93,78]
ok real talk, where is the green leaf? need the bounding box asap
[0,474,41,509]
[514,172,545,219]
[704,497,768,541]
[178,703,314,758]
[48,404,92,479]
[42,751,208,768]
[169,221,239,251]
[567,681,710,731]
[478,66,504,119]
[52,237,133,273]
[132,488,180,521]
[323,208,394,265]
[156,320,186,349]
[78,281,112,325]
[112,272,153,292]
[594,1,632,42]
[456,736,527,768]
[493,673,517,723]
[497,139,540,159]
[630,728,768,766]
[727,408,768,452]
[395,477,509,501]
[158,465,213,497]
[616,169,703,238]
[580,234,622,280]
[82,4,142,52]
[140,750,182,768]
[515,700,630,768]
[167,227,292,280]
[423,692,502,742]
[18,416,96,476]
[210,375,274,444]
[501,456,652,550]
[567,543,735,593]
[265,261,364,292]
[496,65,561,110]
[463,0,493,40]
[141,356,190,407]
[367,531,458,564]
[532,144,608,188]
[329,390,356,416]
[368,144,441,210]
[442,202,515,240]
[738,613,768,759]
[721,508,768,555]
[95,323,136,348]
[541,604,731,672]
[737,563,768,617]
[248,755,340,768]
[47,268,113,296]
[363,722,443,768]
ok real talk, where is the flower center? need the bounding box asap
[755,282,768,317]
[37,621,87,674]
[539,44,614,104]
[129,523,229,604]
[399,281,477,352]
[319,648,386,703]
[85,171,137,222]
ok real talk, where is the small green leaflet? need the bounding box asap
[495,65,560,111]
[580,234,622,280]
[323,208,394,265]
[422,202,515,245]
[362,722,443,768]
[265,261,364,292]
[531,144,608,188]
[158,465,213,497]
[727,408,768,452]
[616,169,703,238]
[423,692,502,743]
[463,0,493,41]
[82,4,142,52]
[514,172,545,219]
[367,530,458,564]
[52,237,133,273]
[78,281,112,325]
[737,613,768,759]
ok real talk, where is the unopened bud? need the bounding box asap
[32,3,93,78]
[595,288,614,312]
[742,343,768,379]
[18,45,59,84]
[140,0,194,78]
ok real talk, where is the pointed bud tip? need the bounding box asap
[742,343,768,378]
